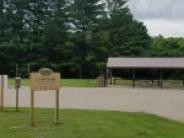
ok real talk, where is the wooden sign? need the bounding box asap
[31,68,60,91]
[30,68,61,126]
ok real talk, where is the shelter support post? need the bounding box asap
[132,69,136,88]
[160,70,163,89]
[157,70,160,88]
[106,68,109,87]
[110,69,112,85]
[151,71,155,86]
[157,80,160,88]
[151,80,154,86]
[114,78,116,85]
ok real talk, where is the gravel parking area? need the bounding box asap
[4,86,184,122]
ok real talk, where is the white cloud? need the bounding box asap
[128,0,184,37]
[143,19,184,37]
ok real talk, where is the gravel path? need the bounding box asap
[4,86,184,122]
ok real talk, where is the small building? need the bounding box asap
[106,57,184,88]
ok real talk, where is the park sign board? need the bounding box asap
[30,68,60,91]
[30,68,61,126]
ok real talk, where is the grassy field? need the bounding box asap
[9,79,97,87]
[0,108,184,138]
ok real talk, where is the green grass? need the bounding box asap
[9,79,97,87]
[0,108,184,138]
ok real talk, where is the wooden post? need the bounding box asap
[110,69,112,85]
[160,70,163,89]
[16,87,19,111]
[132,69,136,88]
[157,70,160,88]
[0,75,4,111]
[151,70,155,86]
[183,80,184,88]
[157,80,160,88]
[15,77,21,111]
[30,90,35,126]
[106,68,109,87]
[114,78,116,85]
[28,64,30,77]
[55,90,60,124]
[16,64,19,77]
[151,80,154,86]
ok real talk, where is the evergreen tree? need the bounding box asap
[42,0,69,64]
[68,0,105,78]
[0,0,153,78]
[104,0,151,57]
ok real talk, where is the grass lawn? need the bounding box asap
[0,108,184,138]
[8,79,97,87]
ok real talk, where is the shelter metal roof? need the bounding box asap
[107,57,184,69]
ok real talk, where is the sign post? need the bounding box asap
[30,90,34,126]
[55,89,59,124]
[15,77,21,111]
[0,75,4,111]
[30,68,60,126]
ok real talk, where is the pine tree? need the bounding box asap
[67,0,105,78]
[0,0,5,42]
[104,0,151,57]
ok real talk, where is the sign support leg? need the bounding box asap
[55,90,59,124]
[132,69,136,88]
[30,90,35,126]
[16,87,19,111]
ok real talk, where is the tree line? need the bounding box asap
[0,0,183,78]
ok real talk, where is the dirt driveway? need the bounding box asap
[4,86,184,122]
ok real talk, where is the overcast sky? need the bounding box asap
[128,0,184,37]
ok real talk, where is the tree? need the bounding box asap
[0,0,11,42]
[0,0,154,78]
[148,36,184,57]
[0,0,4,42]
[104,0,151,57]
[11,0,30,43]
[42,0,69,63]
[68,0,105,78]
